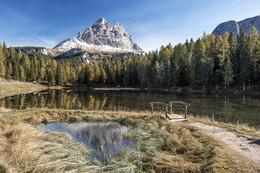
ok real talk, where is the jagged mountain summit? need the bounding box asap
[212,15,260,37]
[54,18,143,54]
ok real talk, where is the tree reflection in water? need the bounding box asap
[1,89,260,128]
[78,123,128,152]
[39,122,134,163]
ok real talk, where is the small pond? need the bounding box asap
[39,122,135,163]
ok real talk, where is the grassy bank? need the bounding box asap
[0,108,258,172]
[0,82,65,98]
[0,83,47,98]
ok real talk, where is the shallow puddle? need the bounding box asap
[39,122,135,163]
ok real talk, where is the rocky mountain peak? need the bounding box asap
[93,17,108,26]
[54,18,143,54]
[212,15,260,37]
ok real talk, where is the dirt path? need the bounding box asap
[184,122,260,166]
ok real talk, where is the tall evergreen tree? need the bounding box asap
[223,58,234,89]
[65,62,70,82]
[93,62,101,83]
[255,34,260,80]
[248,27,259,82]
[19,65,25,81]
[100,64,107,84]
[0,61,5,79]
[0,43,5,79]
[5,63,12,80]
[30,60,36,81]
[198,53,211,90]
[39,56,46,81]
[123,59,130,87]
[237,29,251,91]
[228,32,238,83]
[86,64,95,84]
[193,39,206,85]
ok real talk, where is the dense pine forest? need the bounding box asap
[0,27,260,90]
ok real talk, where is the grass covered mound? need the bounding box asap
[0,109,258,172]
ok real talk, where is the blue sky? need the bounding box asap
[0,0,260,52]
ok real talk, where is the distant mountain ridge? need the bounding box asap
[212,15,260,37]
[53,18,143,54]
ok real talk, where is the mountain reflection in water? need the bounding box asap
[39,122,135,162]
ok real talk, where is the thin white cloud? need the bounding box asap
[8,36,58,48]
[36,37,58,47]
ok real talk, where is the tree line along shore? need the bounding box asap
[0,27,259,91]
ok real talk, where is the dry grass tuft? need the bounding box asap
[1,123,101,172]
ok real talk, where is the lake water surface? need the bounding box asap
[1,89,259,128]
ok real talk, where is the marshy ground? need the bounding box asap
[0,108,259,172]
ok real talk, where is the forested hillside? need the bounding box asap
[0,27,259,90]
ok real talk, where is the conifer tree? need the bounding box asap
[203,34,216,84]
[0,43,4,61]
[21,54,31,81]
[0,61,5,79]
[187,39,195,84]
[223,58,234,89]
[160,43,173,65]
[62,64,67,84]
[248,27,259,82]
[65,62,70,82]
[116,59,123,85]
[0,43,5,79]
[39,56,46,81]
[123,60,130,87]
[93,62,101,83]
[228,32,238,83]
[70,71,76,84]
[33,56,39,81]
[2,42,9,62]
[56,63,63,85]
[193,39,206,85]
[237,29,251,91]
[19,65,25,81]
[51,59,58,76]
[30,61,36,81]
[99,64,107,84]
[158,61,165,89]
[86,64,95,84]
[48,68,55,86]
[141,56,149,87]
[13,63,20,80]
[5,63,12,80]
[198,53,211,90]
[9,47,17,63]
[255,34,260,80]
[110,60,117,85]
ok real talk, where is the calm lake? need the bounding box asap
[1,89,260,129]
